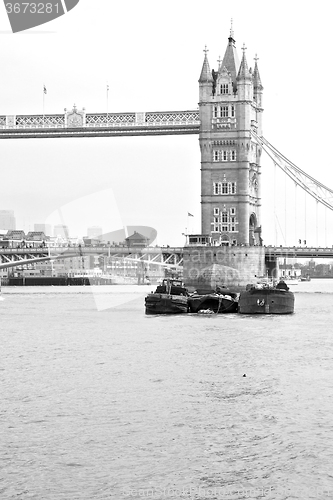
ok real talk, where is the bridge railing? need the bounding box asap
[0,110,200,130]
[0,246,185,255]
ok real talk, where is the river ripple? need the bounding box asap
[1,282,333,499]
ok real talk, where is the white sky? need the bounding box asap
[0,0,333,247]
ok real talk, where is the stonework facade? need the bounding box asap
[183,246,266,291]
[199,31,264,246]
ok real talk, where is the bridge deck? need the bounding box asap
[1,246,333,260]
[0,110,200,139]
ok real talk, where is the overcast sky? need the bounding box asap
[0,0,332,246]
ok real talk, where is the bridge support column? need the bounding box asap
[183,246,265,292]
[265,255,279,279]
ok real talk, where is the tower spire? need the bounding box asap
[253,54,263,89]
[199,45,213,82]
[237,43,251,81]
[221,27,240,91]
[230,18,234,39]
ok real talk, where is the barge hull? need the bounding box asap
[238,289,294,314]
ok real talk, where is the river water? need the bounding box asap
[1,281,333,500]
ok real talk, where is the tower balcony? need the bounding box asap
[212,117,237,130]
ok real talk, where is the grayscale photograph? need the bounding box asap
[1,1,332,499]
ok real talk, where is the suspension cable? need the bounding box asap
[251,131,333,211]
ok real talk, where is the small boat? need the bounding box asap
[300,275,311,282]
[188,287,238,314]
[238,281,294,314]
[282,278,299,285]
[145,278,189,314]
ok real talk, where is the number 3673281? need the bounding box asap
[5,2,60,14]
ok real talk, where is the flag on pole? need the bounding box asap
[188,212,194,217]
[43,85,47,94]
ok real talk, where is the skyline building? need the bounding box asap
[87,226,102,238]
[54,224,70,239]
[0,210,16,230]
[34,223,52,236]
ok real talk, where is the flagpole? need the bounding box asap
[186,212,194,242]
[106,82,109,125]
[42,84,46,126]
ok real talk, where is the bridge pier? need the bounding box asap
[183,246,265,292]
[265,255,279,279]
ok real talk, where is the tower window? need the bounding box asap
[220,106,229,117]
[222,150,227,161]
[214,207,219,215]
[213,150,219,161]
[231,150,237,161]
[230,207,236,215]
[222,212,228,223]
[214,181,236,195]
[220,84,229,94]
[228,182,237,194]
[213,106,218,118]
[222,182,228,194]
[231,105,235,117]
[221,225,228,232]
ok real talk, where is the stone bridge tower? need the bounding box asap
[199,29,263,246]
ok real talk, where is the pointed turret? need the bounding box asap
[253,55,264,130]
[199,48,213,83]
[253,57,263,90]
[237,45,252,82]
[199,47,213,102]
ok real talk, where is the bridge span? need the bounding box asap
[264,246,333,259]
[0,245,185,269]
[0,108,200,139]
[1,245,333,271]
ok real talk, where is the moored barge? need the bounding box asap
[238,281,294,314]
[145,279,189,314]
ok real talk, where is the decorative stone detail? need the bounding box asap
[135,112,145,125]
[65,105,85,128]
[6,116,16,128]
[16,115,65,128]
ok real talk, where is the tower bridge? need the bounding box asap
[2,26,333,286]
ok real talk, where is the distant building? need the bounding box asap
[54,224,69,239]
[26,231,47,242]
[34,224,52,236]
[87,226,102,238]
[125,231,149,248]
[0,210,16,230]
[5,230,25,240]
